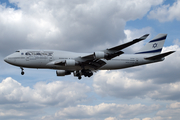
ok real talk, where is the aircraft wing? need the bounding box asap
[53,34,149,70]
[51,58,106,70]
[77,34,149,69]
[82,34,149,60]
[107,34,149,51]
[81,59,106,70]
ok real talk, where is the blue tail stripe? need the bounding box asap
[149,36,166,43]
[135,48,162,54]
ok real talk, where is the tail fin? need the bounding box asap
[135,34,167,54]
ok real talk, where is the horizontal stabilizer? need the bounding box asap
[145,51,175,60]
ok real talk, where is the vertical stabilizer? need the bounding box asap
[135,34,167,54]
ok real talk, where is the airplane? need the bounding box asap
[4,34,175,79]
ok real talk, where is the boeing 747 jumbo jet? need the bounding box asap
[4,34,175,79]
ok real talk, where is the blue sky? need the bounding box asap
[0,0,18,9]
[1,0,180,120]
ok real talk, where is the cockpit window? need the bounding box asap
[16,51,20,52]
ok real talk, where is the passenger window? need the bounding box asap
[36,53,41,55]
[25,52,30,55]
[48,53,53,56]
[21,53,24,55]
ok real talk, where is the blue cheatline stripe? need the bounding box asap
[149,36,167,43]
[135,48,162,54]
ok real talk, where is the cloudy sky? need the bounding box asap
[1,0,180,120]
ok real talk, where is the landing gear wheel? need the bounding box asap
[78,76,82,80]
[81,69,93,78]
[21,71,24,75]
[20,67,24,75]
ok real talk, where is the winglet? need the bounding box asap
[139,34,149,40]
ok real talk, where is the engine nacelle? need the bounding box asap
[56,70,71,76]
[65,59,76,66]
[94,51,105,59]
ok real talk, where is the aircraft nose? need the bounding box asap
[4,56,9,63]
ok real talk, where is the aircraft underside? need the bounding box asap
[18,57,163,80]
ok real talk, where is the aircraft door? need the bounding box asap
[49,56,53,61]
[25,52,30,61]
[26,56,29,61]
[48,52,53,61]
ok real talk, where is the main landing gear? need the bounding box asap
[73,71,82,80]
[74,69,93,80]
[78,76,82,80]
[20,67,24,75]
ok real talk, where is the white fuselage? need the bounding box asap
[4,49,163,71]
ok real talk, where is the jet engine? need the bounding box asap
[94,51,106,59]
[65,59,76,66]
[94,51,124,60]
[56,70,71,76]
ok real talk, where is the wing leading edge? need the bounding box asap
[107,34,149,51]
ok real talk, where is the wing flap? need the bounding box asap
[87,59,106,70]
[105,51,124,60]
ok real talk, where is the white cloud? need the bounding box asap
[95,27,153,54]
[155,102,180,120]
[131,45,180,84]
[40,102,180,120]
[1,77,90,106]
[0,77,90,119]
[105,117,118,120]
[131,118,141,120]
[148,0,180,22]
[32,102,180,120]
[0,0,163,57]
[123,27,152,53]
[44,103,160,120]
[142,117,164,120]
[93,70,158,99]
[168,102,180,109]
[1,0,178,120]
[93,45,180,100]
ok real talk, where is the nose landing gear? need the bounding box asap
[20,67,24,75]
